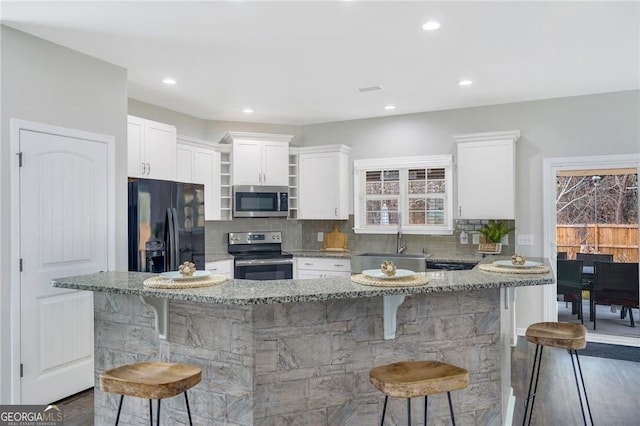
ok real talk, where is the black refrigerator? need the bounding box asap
[128,178,205,273]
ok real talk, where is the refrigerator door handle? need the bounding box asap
[165,208,176,271]
[171,207,180,270]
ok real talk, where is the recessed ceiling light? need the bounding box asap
[384,105,396,110]
[162,78,176,85]
[422,21,441,31]
[458,80,473,86]
[242,108,254,114]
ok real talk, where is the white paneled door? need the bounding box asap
[19,129,108,403]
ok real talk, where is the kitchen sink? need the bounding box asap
[351,253,427,273]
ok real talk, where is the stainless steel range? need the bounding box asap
[228,231,293,280]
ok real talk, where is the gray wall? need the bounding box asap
[301,90,640,329]
[128,99,303,145]
[0,26,128,403]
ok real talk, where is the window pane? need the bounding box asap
[427,168,445,180]
[408,181,426,194]
[427,180,445,194]
[366,170,382,182]
[426,198,444,211]
[408,169,426,180]
[427,212,444,225]
[383,170,400,181]
[366,200,381,211]
[366,182,382,195]
[409,198,426,210]
[409,212,425,225]
[383,200,398,211]
[383,181,400,195]
[366,212,381,225]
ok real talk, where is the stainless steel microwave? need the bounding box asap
[233,185,289,218]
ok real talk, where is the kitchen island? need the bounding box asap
[53,264,553,425]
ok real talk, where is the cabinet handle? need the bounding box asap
[210,268,218,271]
[334,264,344,267]
[263,173,266,183]
[335,207,338,217]
[141,162,146,175]
[304,262,313,266]
[459,206,462,216]
[147,163,151,175]
[258,173,262,183]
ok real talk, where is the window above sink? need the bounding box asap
[353,155,454,235]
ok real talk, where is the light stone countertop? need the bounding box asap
[53,259,553,305]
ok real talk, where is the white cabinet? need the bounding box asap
[454,130,520,220]
[223,132,293,186]
[176,136,221,221]
[296,257,351,279]
[127,115,177,181]
[205,259,233,279]
[298,145,351,220]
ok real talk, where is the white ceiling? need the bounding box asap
[2,1,639,125]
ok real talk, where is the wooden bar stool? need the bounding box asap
[100,361,201,426]
[370,360,469,425]
[522,322,593,426]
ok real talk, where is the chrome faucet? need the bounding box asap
[396,213,406,254]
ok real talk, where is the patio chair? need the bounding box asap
[557,260,585,323]
[592,262,639,329]
[576,253,613,267]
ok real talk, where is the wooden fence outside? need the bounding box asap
[556,224,639,262]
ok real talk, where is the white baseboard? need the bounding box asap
[504,386,515,426]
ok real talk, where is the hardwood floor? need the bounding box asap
[51,388,94,426]
[57,341,640,425]
[512,337,640,425]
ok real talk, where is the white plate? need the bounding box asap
[493,260,542,268]
[362,269,415,279]
[160,270,212,281]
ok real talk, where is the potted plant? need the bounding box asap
[478,220,516,253]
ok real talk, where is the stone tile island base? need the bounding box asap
[94,289,503,425]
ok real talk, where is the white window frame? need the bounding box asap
[353,155,454,235]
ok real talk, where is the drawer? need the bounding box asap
[205,259,233,278]
[296,257,351,272]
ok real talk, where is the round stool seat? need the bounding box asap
[525,322,587,350]
[370,360,469,399]
[100,362,202,400]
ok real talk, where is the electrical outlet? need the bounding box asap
[317,232,323,242]
[517,234,534,246]
[471,232,480,245]
[460,231,468,244]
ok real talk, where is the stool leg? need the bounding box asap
[407,398,411,426]
[570,350,594,425]
[380,395,388,426]
[148,399,153,426]
[424,395,427,426]
[184,391,193,426]
[447,392,456,426]
[522,344,544,426]
[115,395,124,426]
[156,399,161,426]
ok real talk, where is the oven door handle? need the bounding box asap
[235,258,294,267]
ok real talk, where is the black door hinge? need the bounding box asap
[17,152,23,167]
[20,363,24,378]
[20,258,23,272]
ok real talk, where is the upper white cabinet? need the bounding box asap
[454,130,520,220]
[298,145,351,220]
[127,115,176,181]
[223,132,293,186]
[176,136,221,221]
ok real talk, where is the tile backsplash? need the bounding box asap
[206,216,515,258]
